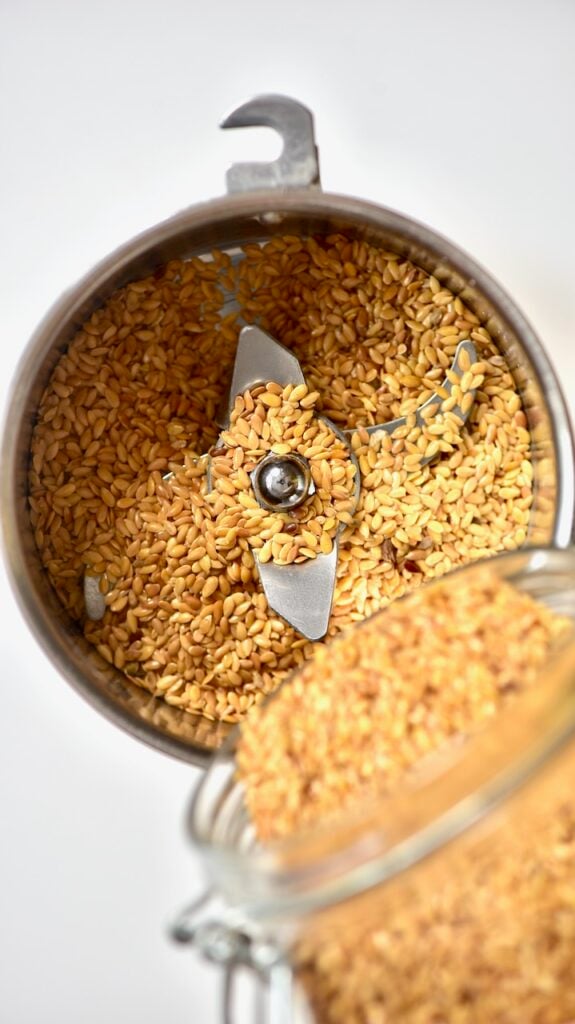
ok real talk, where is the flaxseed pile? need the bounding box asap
[211,381,358,566]
[236,571,575,1022]
[29,235,533,723]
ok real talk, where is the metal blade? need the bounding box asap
[255,543,339,642]
[218,325,305,430]
[84,574,106,621]
[357,340,477,464]
[214,331,356,642]
[83,337,476,635]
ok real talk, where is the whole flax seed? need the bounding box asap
[29,235,534,723]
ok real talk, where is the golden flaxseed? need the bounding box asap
[29,235,534,722]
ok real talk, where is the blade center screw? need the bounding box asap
[251,452,315,512]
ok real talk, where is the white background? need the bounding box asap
[1,1,574,1021]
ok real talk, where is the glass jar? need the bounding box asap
[174,546,575,1023]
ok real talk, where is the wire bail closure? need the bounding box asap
[171,890,296,1024]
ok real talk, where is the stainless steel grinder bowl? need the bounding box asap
[2,95,574,767]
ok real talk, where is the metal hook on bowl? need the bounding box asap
[221,95,321,194]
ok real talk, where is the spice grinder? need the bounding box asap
[2,95,574,766]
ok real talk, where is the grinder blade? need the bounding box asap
[209,325,360,641]
[83,325,477,643]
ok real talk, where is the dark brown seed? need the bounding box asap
[289,505,311,521]
[382,538,397,566]
[403,559,423,574]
